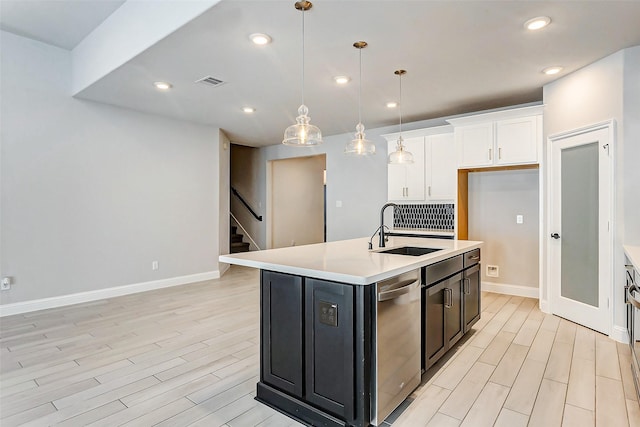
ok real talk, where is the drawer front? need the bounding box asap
[425,255,463,286]
[463,249,481,268]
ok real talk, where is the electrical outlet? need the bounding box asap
[516,215,524,224]
[152,261,159,271]
[487,265,499,278]
[1,277,12,291]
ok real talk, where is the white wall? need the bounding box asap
[543,46,640,340]
[256,131,387,248]
[623,46,640,245]
[468,169,539,290]
[543,49,624,312]
[0,32,224,307]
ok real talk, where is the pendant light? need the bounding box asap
[344,41,375,156]
[283,1,322,146]
[388,69,414,164]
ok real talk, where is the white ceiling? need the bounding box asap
[2,1,640,147]
[0,0,126,50]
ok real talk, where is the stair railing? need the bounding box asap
[231,186,262,221]
[230,212,262,251]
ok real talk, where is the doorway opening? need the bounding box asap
[267,154,326,249]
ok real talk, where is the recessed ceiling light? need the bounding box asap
[250,33,272,45]
[542,66,563,75]
[525,16,551,30]
[153,81,172,90]
[334,76,351,85]
[386,101,398,108]
[242,107,256,113]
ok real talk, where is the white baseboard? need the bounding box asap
[611,325,629,344]
[0,270,221,317]
[482,281,539,299]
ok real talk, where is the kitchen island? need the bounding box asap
[219,236,482,427]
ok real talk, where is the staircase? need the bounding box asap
[230,225,251,253]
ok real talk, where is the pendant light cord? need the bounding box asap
[358,46,363,125]
[398,72,403,136]
[301,7,305,107]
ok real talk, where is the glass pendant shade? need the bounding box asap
[345,123,375,155]
[283,1,322,147]
[388,69,414,164]
[388,136,414,164]
[283,104,322,146]
[345,40,375,156]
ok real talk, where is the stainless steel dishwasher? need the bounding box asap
[373,269,421,425]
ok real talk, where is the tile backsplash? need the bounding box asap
[393,204,455,230]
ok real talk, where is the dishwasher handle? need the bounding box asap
[378,279,419,302]
[628,285,640,310]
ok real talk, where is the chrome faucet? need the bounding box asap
[379,202,398,248]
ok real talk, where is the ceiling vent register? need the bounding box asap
[196,76,226,87]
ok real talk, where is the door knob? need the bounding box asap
[551,233,560,239]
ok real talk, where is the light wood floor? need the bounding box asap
[0,265,637,426]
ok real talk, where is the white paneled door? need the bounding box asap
[549,123,613,335]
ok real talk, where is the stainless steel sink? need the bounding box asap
[378,246,443,256]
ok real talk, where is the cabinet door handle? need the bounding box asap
[406,187,409,197]
[464,278,471,295]
[498,147,502,159]
[444,288,452,308]
[489,148,492,160]
[428,186,431,197]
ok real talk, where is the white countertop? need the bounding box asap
[219,237,482,285]
[625,245,640,272]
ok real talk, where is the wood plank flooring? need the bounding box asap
[1,265,637,426]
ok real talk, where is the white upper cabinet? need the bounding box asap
[384,125,455,203]
[455,123,494,167]
[495,116,539,165]
[387,137,425,201]
[426,133,456,200]
[448,105,543,169]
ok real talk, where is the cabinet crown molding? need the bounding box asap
[382,124,453,142]
[446,105,543,127]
